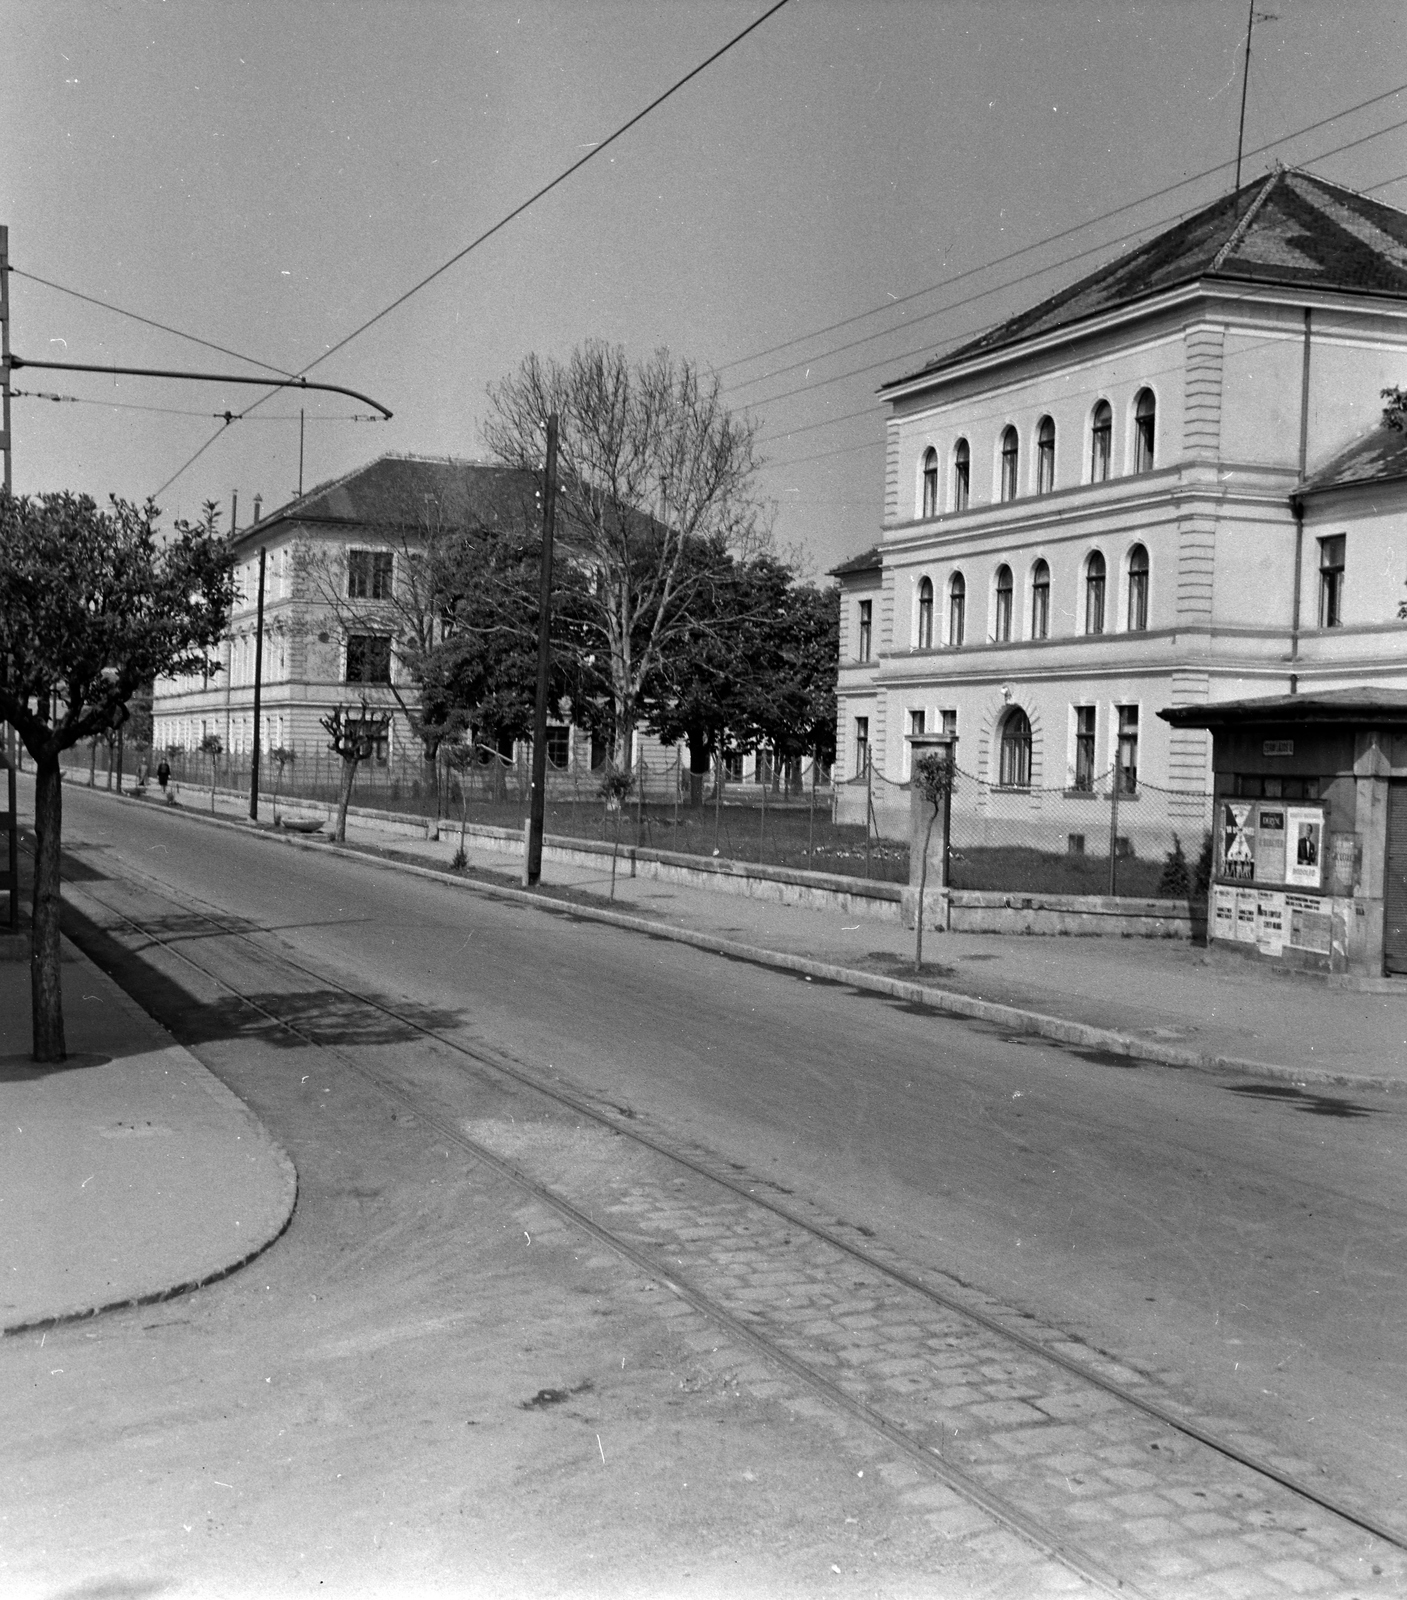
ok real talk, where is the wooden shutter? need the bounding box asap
[1384,782,1407,975]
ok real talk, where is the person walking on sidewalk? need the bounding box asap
[156,757,171,794]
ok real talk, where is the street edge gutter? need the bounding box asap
[65,789,1406,1098]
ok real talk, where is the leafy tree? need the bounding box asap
[737,572,838,795]
[484,341,767,773]
[642,537,749,807]
[198,730,223,814]
[0,491,235,1061]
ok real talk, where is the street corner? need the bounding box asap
[1,1040,297,1335]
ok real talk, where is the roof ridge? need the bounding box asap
[1209,166,1283,273]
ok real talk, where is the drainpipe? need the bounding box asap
[1289,307,1312,692]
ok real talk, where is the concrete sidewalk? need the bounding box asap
[0,921,297,1335]
[106,777,1407,1094]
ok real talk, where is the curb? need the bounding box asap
[57,785,1407,1098]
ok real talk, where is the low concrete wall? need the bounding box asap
[949,889,1198,940]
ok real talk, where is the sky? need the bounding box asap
[3,0,1406,578]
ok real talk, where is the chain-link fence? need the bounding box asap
[836,759,1212,899]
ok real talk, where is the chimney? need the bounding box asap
[253,493,263,524]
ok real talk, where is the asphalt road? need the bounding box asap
[10,785,1406,1593]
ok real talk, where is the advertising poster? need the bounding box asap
[1234,888,1258,943]
[1255,890,1286,955]
[1212,885,1236,941]
[1328,832,1360,896]
[1223,803,1255,881]
[1254,807,1286,884]
[1285,891,1331,954]
[1286,807,1324,890]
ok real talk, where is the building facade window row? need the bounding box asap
[907,542,1150,650]
[915,388,1157,520]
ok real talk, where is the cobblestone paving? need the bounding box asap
[477,1117,1405,1600]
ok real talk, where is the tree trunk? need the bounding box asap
[687,734,711,810]
[335,754,358,842]
[31,754,66,1062]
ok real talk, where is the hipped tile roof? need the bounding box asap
[885,169,1407,391]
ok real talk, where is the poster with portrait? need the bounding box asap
[1285,807,1323,890]
[1222,803,1255,881]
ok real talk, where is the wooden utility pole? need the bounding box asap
[248,547,266,821]
[1,225,11,494]
[525,413,558,886]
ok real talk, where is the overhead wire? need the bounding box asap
[755,112,1407,458]
[717,77,1407,384]
[150,0,795,502]
[11,388,376,422]
[744,106,1407,429]
[9,267,292,378]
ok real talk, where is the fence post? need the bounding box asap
[1108,768,1121,897]
[864,754,873,880]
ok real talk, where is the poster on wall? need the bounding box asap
[1234,888,1258,943]
[1285,890,1331,954]
[1254,807,1286,884]
[1223,803,1255,881]
[1255,890,1286,955]
[1285,807,1324,890]
[1212,885,1236,941]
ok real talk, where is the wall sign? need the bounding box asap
[1262,739,1294,756]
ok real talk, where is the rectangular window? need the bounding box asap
[1115,704,1139,793]
[909,708,926,738]
[1073,706,1097,791]
[940,708,957,737]
[348,549,394,600]
[724,750,744,783]
[857,600,873,662]
[854,716,870,777]
[1318,535,1345,627]
[346,634,392,684]
[546,725,570,769]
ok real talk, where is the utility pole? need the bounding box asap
[524,413,558,887]
[298,408,305,497]
[1,225,11,494]
[248,546,266,822]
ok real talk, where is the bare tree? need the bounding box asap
[321,701,391,843]
[483,342,767,773]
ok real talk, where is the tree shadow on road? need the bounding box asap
[59,899,467,1055]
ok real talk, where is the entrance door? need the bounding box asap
[1385,782,1407,975]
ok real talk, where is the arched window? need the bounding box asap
[999,708,1032,789]
[1090,400,1112,482]
[1085,550,1106,634]
[953,439,970,511]
[948,571,966,647]
[994,564,1013,642]
[917,576,934,649]
[1031,559,1050,640]
[1127,544,1149,631]
[1134,389,1156,473]
[1000,427,1019,502]
[921,448,938,519]
[1036,416,1055,495]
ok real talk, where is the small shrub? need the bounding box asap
[1194,831,1214,900]
[450,845,467,871]
[1158,833,1192,899]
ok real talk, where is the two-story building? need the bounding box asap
[153,452,556,774]
[834,167,1407,856]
